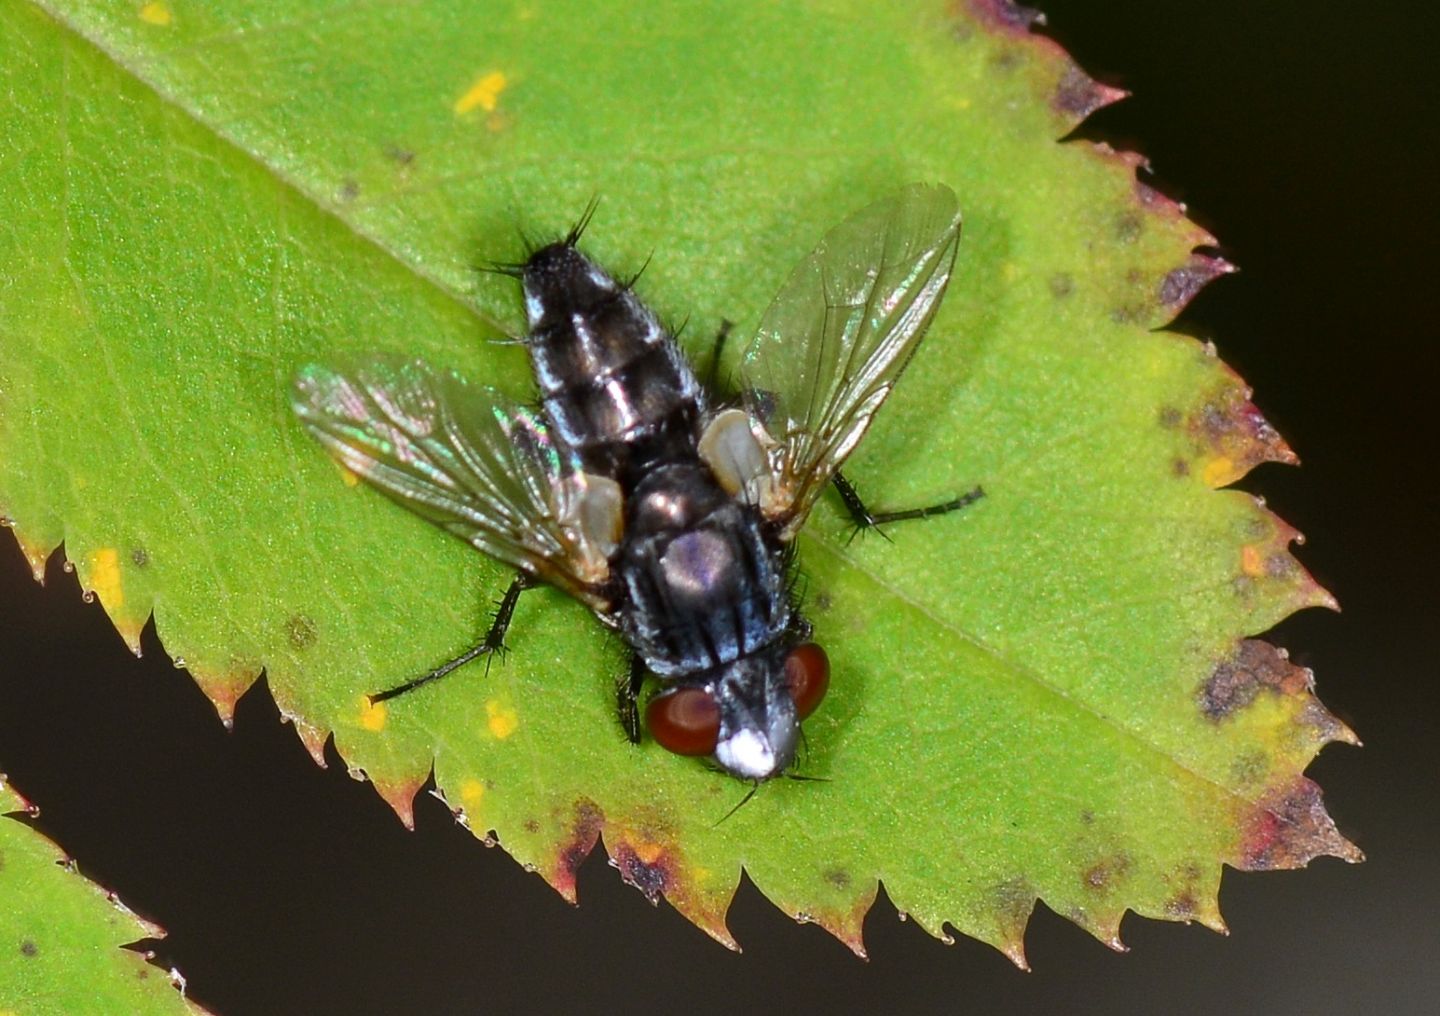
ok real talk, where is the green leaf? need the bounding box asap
[0,780,201,1014]
[0,0,1357,961]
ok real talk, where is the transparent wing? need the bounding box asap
[291,358,617,605]
[739,183,962,536]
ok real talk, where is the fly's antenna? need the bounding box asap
[715,781,761,826]
[565,194,602,247]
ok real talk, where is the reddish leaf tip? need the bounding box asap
[1237,777,1363,871]
[1054,66,1128,122]
[1159,254,1237,316]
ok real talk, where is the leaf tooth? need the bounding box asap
[796,881,877,960]
[369,773,423,831]
[1052,65,1129,127]
[1198,639,1356,752]
[606,828,738,950]
[289,718,332,770]
[1158,253,1239,319]
[1185,376,1299,489]
[1234,776,1363,871]
[539,799,604,905]
[13,528,50,583]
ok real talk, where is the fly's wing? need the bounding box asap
[291,358,617,606]
[739,183,962,538]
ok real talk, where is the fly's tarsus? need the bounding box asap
[369,572,535,704]
[833,472,985,544]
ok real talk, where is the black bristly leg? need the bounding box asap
[832,471,985,543]
[369,572,536,704]
[705,319,734,394]
[617,654,647,744]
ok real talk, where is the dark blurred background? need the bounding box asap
[2,1,1435,1012]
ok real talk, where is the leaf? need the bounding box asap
[0,779,204,1014]
[0,0,1358,961]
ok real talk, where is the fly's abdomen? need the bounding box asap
[523,243,701,477]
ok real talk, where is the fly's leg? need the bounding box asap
[705,319,734,394]
[369,572,536,704]
[617,655,647,744]
[832,471,985,543]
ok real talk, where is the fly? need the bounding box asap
[291,183,982,782]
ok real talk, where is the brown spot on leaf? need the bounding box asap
[1172,458,1190,477]
[523,818,540,834]
[1164,892,1198,920]
[20,939,37,957]
[385,145,416,166]
[1200,640,1306,718]
[1199,640,1355,744]
[612,841,674,905]
[1048,272,1074,298]
[1082,852,1132,892]
[1159,254,1236,313]
[1114,211,1143,243]
[338,179,360,202]
[824,867,851,888]
[130,546,149,568]
[285,613,317,651]
[1238,776,1362,870]
[1157,406,1182,428]
[1229,750,1269,789]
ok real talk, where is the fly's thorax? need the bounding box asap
[522,243,703,478]
[618,463,791,678]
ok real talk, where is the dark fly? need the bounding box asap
[291,183,979,782]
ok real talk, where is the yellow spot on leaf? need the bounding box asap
[138,2,172,26]
[454,71,508,115]
[1202,456,1238,487]
[632,840,663,864]
[89,547,123,610]
[460,779,485,810]
[1240,544,1264,577]
[486,699,518,739]
[359,696,386,731]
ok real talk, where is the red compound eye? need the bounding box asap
[785,642,830,720]
[646,688,721,756]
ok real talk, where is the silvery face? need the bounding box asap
[712,653,798,781]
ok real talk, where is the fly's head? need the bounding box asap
[645,641,830,781]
